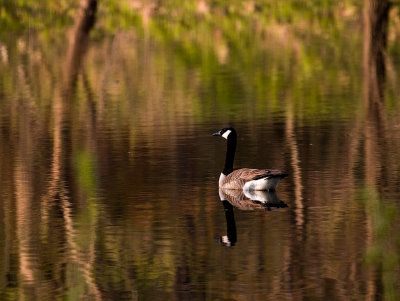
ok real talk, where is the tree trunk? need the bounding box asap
[64,0,98,95]
[363,0,390,189]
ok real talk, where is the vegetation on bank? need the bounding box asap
[1,1,361,31]
[1,1,400,126]
[0,1,370,122]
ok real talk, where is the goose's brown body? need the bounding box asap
[219,168,285,190]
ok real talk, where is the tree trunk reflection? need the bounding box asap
[363,0,390,299]
[363,0,390,190]
[44,0,100,299]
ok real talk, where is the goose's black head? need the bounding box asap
[212,127,237,140]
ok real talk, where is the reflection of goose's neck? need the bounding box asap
[221,200,237,246]
[223,132,237,176]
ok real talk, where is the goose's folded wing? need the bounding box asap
[229,168,284,181]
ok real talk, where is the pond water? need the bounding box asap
[1,11,400,300]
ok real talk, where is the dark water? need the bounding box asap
[1,21,400,300]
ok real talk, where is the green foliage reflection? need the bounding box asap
[74,149,97,195]
[362,187,400,300]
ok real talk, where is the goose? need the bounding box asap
[213,127,288,191]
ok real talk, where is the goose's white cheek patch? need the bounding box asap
[222,130,231,139]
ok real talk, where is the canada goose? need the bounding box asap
[213,127,288,191]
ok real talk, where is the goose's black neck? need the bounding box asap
[223,132,237,175]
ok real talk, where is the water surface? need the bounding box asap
[1,9,400,300]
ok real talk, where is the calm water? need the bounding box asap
[1,14,400,300]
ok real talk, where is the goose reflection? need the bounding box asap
[219,188,288,211]
[216,200,237,247]
[216,189,288,247]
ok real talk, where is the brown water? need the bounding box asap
[1,25,400,300]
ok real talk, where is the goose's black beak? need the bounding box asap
[212,131,221,136]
